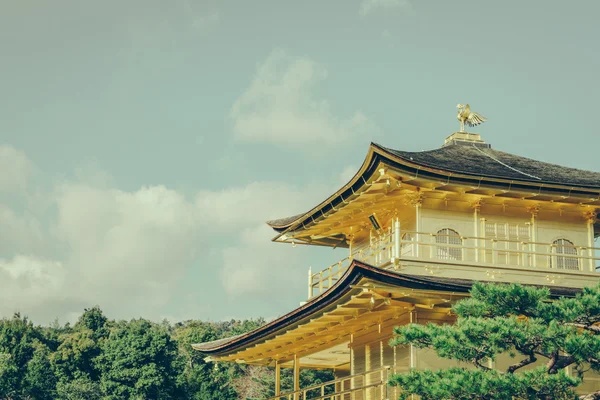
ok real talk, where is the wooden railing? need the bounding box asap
[265,366,391,400]
[308,230,600,298]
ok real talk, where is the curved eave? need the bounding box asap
[268,142,600,238]
[192,260,580,356]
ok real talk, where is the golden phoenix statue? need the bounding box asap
[457,104,487,132]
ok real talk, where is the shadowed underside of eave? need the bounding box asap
[192,260,581,361]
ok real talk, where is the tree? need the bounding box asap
[389,282,600,400]
[95,319,182,400]
[23,343,57,400]
[173,320,239,400]
[56,376,102,400]
[0,352,18,399]
[0,313,57,399]
[51,307,109,384]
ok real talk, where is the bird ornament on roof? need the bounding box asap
[457,104,487,132]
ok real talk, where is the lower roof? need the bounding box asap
[193,260,580,358]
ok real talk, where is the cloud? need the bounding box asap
[359,0,411,16]
[0,256,69,321]
[195,181,327,228]
[54,183,202,313]
[0,145,329,323]
[0,204,47,257]
[221,224,306,299]
[231,50,374,148]
[0,145,34,193]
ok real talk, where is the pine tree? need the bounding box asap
[389,282,600,400]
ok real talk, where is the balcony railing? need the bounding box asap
[308,230,600,298]
[265,366,391,400]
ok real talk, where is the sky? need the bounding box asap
[1,0,599,325]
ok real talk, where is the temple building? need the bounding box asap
[194,116,600,399]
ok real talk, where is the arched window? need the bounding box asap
[551,239,579,270]
[436,229,462,260]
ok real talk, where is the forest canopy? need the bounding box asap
[0,309,331,400]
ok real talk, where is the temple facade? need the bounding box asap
[194,130,600,399]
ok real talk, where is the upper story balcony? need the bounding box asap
[308,226,600,299]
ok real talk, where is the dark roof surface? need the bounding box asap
[381,143,600,189]
[266,213,306,229]
[266,141,600,231]
[193,260,582,355]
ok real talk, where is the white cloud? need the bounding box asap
[359,0,411,16]
[54,184,202,313]
[231,50,374,148]
[0,145,34,192]
[221,224,306,299]
[0,204,47,257]
[195,181,327,228]
[0,256,69,320]
[0,146,329,323]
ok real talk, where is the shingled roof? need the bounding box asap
[266,141,600,231]
[382,144,600,189]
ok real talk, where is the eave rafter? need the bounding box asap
[214,282,462,366]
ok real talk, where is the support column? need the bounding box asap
[275,360,281,397]
[527,205,540,267]
[409,309,417,370]
[410,193,424,258]
[585,211,597,272]
[350,334,355,392]
[473,200,482,262]
[293,353,300,400]
[393,217,401,261]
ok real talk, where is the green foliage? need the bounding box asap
[0,352,19,399]
[95,319,182,399]
[0,311,287,399]
[389,282,600,399]
[173,320,239,399]
[0,313,56,399]
[23,344,57,400]
[56,376,102,400]
[390,367,579,400]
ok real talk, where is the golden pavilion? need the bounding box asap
[194,112,600,399]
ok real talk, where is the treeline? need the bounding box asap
[0,308,332,400]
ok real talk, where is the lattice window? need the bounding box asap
[551,239,579,270]
[484,222,530,240]
[436,229,462,260]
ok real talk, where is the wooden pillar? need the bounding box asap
[409,310,417,369]
[350,334,355,393]
[528,206,539,267]
[393,217,401,260]
[473,200,482,262]
[293,353,300,400]
[585,211,597,272]
[275,360,281,397]
[412,194,423,257]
